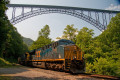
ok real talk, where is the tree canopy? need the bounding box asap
[30,25,52,50]
[84,13,120,76]
[56,24,78,42]
[0,0,9,57]
[39,25,50,38]
[76,27,94,52]
[0,0,28,61]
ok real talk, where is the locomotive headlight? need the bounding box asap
[73,56,76,59]
[74,56,76,59]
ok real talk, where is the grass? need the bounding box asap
[0,57,22,68]
[0,76,12,80]
[0,58,22,80]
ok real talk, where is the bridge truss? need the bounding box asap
[6,4,120,31]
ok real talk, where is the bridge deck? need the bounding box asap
[7,4,120,13]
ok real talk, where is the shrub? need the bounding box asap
[93,57,118,76]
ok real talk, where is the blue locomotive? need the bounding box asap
[19,39,85,73]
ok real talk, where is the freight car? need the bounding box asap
[18,39,85,73]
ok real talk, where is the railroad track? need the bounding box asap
[76,73,120,80]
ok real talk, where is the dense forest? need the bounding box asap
[0,0,28,62]
[0,0,120,77]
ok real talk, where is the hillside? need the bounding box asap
[22,37,34,47]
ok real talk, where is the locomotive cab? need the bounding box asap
[64,45,85,73]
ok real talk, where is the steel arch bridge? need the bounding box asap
[6,4,120,31]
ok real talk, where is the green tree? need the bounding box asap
[0,0,28,61]
[93,57,118,76]
[0,0,9,57]
[56,24,78,42]
[97,13,120,51]
[30,36,51,50]
[94,13,120,60]
[3,25,28,60]
[76,27,94,52]
[39,25,50,38]
[85,13,120,76]
[30,25,52,50]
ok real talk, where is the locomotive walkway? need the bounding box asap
[0,66,119,80]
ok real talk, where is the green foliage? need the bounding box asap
[86,62,94,73]
[56,24,78,42]
[83,13,120,76]
[30,25,52,50]
[0,57,22,68]
[39,25,50,38]
[75,13,120,76]
[98,13,120,50]
[86,57,120,76]
[3,25,28,60]
[84,54,94,63]
[0,0,28,61]
[30,36,51,50]
[0,0,9,57]
[93,58,118,76]
[76,27,94,52]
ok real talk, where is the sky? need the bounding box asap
[7,0,120,41]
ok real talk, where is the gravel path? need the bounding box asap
[0,67,118,80]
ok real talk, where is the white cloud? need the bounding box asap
[105,4,120,11]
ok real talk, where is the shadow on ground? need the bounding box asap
[0,67,29,74]
[0,76,101,80]
[0,76,59,80]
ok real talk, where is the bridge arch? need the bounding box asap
[10,9,105,31]
[7,4,120,31]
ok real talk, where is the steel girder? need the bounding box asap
[6,4,120,31]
